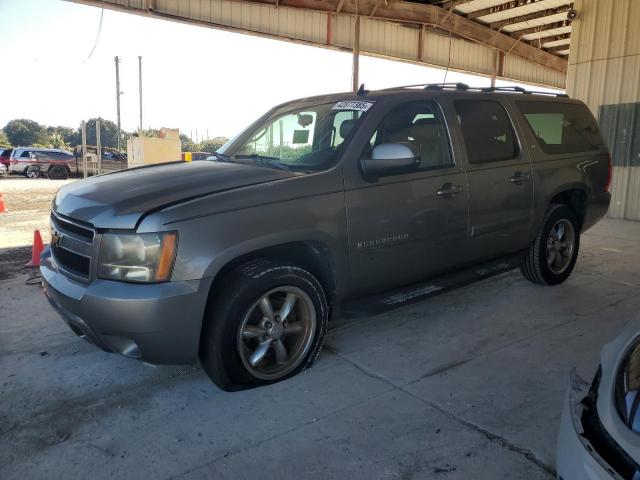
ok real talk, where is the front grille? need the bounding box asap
[51,244,90,277]
[50,211,96,280]
[51,211,94,243]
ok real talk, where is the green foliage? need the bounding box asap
[197,138,229,153]
[4,119,44,146]
[81,118,124,149]
[45,132,71,150]
[1,117,227,155]
[46,126,78,147]
[0,130,10,147]
[141,128,161,138]
[180,134,196,152]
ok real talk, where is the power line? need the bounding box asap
[85,9,104,62]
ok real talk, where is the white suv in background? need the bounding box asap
[8,147,72,177]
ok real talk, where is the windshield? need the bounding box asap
[218,100,372,172]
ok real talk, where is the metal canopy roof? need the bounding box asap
[68,0,570,88]
[434,0,573,57]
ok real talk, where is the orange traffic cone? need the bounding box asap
[25,230,44,268]
[0,193,6,213]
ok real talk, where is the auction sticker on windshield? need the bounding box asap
[332,101,374,112]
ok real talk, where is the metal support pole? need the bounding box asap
[138,56,143,136]
[96,119,102,175]
[352,14,360,92]
[81,121,88,179]
[114,56,122,151]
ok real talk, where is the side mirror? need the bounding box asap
[361,143,419,178]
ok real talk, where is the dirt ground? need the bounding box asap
[0,177,74,279]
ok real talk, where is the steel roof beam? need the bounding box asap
[545,44,571,54]
[488,4,573,29]
[529,31,572,43]
[510,20,571,36]
[466,0,547,21]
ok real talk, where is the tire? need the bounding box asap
[521,204,580,285]
[48,165,69,180]
[200,259,328,391]
[25,166,40,179]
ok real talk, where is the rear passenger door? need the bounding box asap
[453,99,533,260]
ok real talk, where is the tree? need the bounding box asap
[197,137,229,153]
[46,126,79,147]
[180,134,196,152]
[4,119,44,146]
[79,118,125,150]
[45,132,71,150]
[0,130,10,147]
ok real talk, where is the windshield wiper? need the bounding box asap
[234,154,292,171]
[209,151,232,162]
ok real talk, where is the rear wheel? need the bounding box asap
[48,165,69,180]
[200,259,328,391]
[521,204,580,285]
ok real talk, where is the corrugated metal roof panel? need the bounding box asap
[70,0,567,88]
[471,0,570,23]
[504,52,566,87]
[521,25,572,41]
[542,38,571,47]
[502,12,571,32]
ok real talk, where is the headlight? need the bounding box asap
[98,232,177,283]
[615,339,640,433]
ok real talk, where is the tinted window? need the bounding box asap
[517,101,604,154]
[365,100,453,171]
[455,100,518,163]
[20,150,32,158]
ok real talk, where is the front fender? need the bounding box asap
[152,192,348,286]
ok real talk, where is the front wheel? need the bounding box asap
[200,260,328,391]
[521,204,580,285]
[25,166,40,179]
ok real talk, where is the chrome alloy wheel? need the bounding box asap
[546,219,575,274]
[237,286,316,381]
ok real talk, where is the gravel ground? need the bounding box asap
[0,177,74,279]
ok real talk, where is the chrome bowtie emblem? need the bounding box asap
[51,229,62,247]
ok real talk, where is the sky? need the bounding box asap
[0,0,561,140]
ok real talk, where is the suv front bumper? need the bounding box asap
[40,246,211,365]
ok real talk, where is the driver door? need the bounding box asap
[345,100,469,295]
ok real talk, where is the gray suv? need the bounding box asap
[40,84,612,391]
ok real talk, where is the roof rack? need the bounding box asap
[425,82,470,91]
[381,82,568,97]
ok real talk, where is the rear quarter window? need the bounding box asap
[516,101,604,154]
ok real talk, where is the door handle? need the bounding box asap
[436,184,463,197]
[509,172,530,184]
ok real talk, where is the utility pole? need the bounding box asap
[81,121,88,179]
[114,56,122,151]
[96,119,102,175]
[352,13,360,92]
[138,56,143,136]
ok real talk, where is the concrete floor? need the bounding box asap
[2,218,640,480]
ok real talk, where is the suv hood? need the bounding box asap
[53,161,297,229]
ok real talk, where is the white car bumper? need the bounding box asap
[557,370,626,480]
